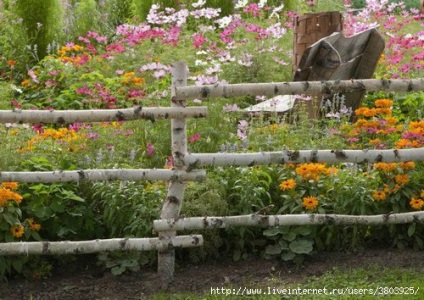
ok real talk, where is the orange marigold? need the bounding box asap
[374,99,393,108]
[279,179,296,191]
[302,196,319,210]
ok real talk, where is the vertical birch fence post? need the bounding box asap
[158,61,188,287]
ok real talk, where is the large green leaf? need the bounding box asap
[265,244,282,256]
[289,239,314,254]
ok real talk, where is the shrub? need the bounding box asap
[13,0,64,60]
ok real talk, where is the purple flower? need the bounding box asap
[147,142,154,157]
[87,132,100,140]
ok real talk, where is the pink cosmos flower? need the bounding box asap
[189,133,201,143]
[193,33,207,49]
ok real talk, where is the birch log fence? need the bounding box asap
[1,61,424,287]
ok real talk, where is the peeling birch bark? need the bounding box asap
[0,169,206,183]
[153,212,424,232]
[0,235,203,256]
[175,78,424,100]
[0,107,207,124]
[185,148,424,166]
[158,61,189,287]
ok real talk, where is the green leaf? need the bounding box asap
[263,226,289,237]
[294,226,312,236]
[408,223,416,237]
[50,201,65,213]
[283,231,297,242]
[265,244,282,256]
[111,265,126,276]
[289,239,314,254]
[31,231,42,241]
[11,258,23,273]
[233,249,241,261]
[281,251,296,261]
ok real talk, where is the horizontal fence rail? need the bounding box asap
[0,169,206,183]
[153,211,424,232]
[175,78,424,100]
[185,148,424,166]
[0,235,203,255]
[0,106,208,123]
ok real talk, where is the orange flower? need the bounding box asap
[394,174,409,185]
[0,188,23,205]
[410,198,424,210]
[372,190,387,201]
[374,99,393,108]
[373,162,397,172]
[400,161,415,170]
[302,196,318,210]
[1,182,18,190]
[10,225,25,238]
[279,179,296,191]
[26,218,41,231]
[7,60,16,67]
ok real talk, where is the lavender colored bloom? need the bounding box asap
[147,142,154,157]
[87,132,100,140]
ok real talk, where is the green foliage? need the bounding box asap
[13,0,64,60]
[19,156,103,241]
[0,6,30,78]
[263,226,315,264]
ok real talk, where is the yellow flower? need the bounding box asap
[394,174,409,185]
[410,198,424,210]
[302,196,318,210]
[279,179,296,191]
[10,224,25,238]
[372,190,387,201]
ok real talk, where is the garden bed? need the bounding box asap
[1,247,423,299]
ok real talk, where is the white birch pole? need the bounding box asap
[0,107,207,124]
[158,61,189,287]
[0,169,206,183]
[175,78,424,100]
[185,148,424,166]
[0,235,203,256]
[153,212,424,232]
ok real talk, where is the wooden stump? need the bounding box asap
[293,11,343,75]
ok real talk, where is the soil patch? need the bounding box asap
[1,248,423,299]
